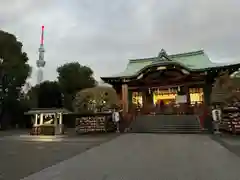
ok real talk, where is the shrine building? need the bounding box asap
[101,49,240,115]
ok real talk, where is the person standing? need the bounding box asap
[112,108,120,133]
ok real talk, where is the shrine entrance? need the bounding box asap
[132,87,204,115]
[129,64,205,115]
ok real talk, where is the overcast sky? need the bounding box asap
[1,0,240,85]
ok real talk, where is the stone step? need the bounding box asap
[150,124,200,127]
[130,128,202,132]
[130,129,202,133]
[133,127,200,130]
[131,127,201,131]
[129,128,208,134]
[130,124,200,128]
[135,120,199,124]
[128,115,201,134]
[136,131,202,134]
[153,127,200,130]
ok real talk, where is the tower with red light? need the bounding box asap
[36,25,46,84]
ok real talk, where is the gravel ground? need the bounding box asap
[0,132,117,180]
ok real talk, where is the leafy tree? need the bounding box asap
[73,86,120,113]
[0,30,31,128]
[27,81,63,108]
[57,62,96,110]
[57,62,96,93]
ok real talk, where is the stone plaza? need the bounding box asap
[18,134,240,180]
[0,132,117,180]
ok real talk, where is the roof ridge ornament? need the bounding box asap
[158,49,171,61]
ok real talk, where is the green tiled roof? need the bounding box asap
[102,50,240,79]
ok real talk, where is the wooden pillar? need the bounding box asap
[59,113,63,134]
[142,91,152,105]
[34,114,38,126]
[54,113,57,126]
[59,113,62,125]
[183,86,190,104]
[122,84,128,114]
[141,89,153,114]
[142,91,147,108]
[40,114,43,125]
[128,90,133,107]
[183,86,190,114]
[54,113,58,135]
[146,89,153,104]
[203,83,212,106]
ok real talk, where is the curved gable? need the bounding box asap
[102,49,195,79]
[101,49,240,81]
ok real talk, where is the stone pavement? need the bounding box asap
[22,134,240,180]
[0,129,28,137]
[0,133,117,180]
[212,134,240,158]
[0,134,110,142]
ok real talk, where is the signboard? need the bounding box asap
[176,95,187,103]
[212,109,221,122]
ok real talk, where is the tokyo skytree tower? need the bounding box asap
[36,25,46,84]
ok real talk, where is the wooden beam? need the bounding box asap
[128,81,205,90]
[121,84,128,114]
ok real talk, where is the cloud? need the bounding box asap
[1,0,240,85]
